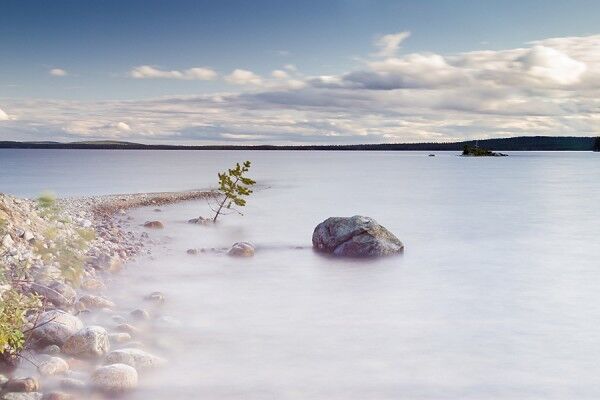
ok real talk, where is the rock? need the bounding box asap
[312,215,404,257]
[80,278,105,292]
[58,378,85,391]
[31,310,84,346]
[4,378,39,392]
[143,221,163,229]
[0,374,8,386]
[90,363,138,393]
[186,248,198,255]
[187,216,211,225]
[115,323,139,336]
[108,333,131,344]
[89,253,121,272]
[23,231,35,242]
[1,393,42,400]
[104,348,166,370]
[130,309,149,321]
[30,282,76,308]
[40,344,61,355]
[144,291,165,304]
[41,392,73,400]
[37,357,69,376]
[227,242,255,257]
[62,326,110,358]
[78,294,115,309]
[1,234,14,249]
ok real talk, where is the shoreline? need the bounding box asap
[0,189,216,398]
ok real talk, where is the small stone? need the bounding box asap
[187,216,211,225]
[115,323,139,336]
[23,231,35,242]
[40,344,61,355]
[228,242,255,257]
[4,378,39,392]
[78,294,115,309]
[104,348,166,370]
[143,221,163,229]
[1,234,14,248]
[58,378,85,391]
[108,333,131,344]
[1,393,42,400]
[186,248,198,255]
[90,363,138,393]
[37,357,69,376]
[80,278,105,292]
[41,392,73,400]
[130,309,150,321]
[144,291,165,304]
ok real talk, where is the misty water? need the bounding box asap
[2,149,600,399]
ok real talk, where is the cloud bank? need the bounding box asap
[2,33,600,144]
[130,65,217,80]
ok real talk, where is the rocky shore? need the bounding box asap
[0,190,215,399]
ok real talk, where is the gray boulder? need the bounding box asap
[312,216,404,257]
[31,310,84,346]
[228,242,254,257]
[62,326,110,358]
[90,363,138,393]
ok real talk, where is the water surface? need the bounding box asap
[2,149,600,399]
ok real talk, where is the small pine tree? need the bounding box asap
[211,161,256,222]
[594,137,600,152]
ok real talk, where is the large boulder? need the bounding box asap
[62,326,110,358]
[31,310,84,346]
[312,216,404,257]
[104,348,166,370]
[90,364,138,393]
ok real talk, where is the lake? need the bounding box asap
[2,149,600,399]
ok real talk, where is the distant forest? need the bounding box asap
[1,136,599,151]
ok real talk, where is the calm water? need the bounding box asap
[2,149,600,399]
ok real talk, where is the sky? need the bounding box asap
[1,0,600,144]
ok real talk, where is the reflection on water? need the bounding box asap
[3,150,600,399]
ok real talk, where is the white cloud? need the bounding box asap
[225,69,263,85]
[373,31,411,57]
[130,65,217,80]
[518,45,587,85]
[116,122,131,131]
[50,68,68,77]
[271,69,289,79]
[0,108,8,121]
[3,33,600,144]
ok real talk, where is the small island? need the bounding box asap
[462,145,508,157]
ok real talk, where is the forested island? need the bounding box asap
[1,136,599,151]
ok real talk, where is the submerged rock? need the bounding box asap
[104,348,166,370]
[41,392,73,400]
[228,242,255,257]
[143,221,163,229]
[90,363,138,393]
[4,378,39,393]
[31,310,84,346]
[312,215,404,257]
[187,216,212,225]
[2,393,42,400]
[62,326,110,358]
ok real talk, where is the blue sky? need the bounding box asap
[1,0,600,143]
